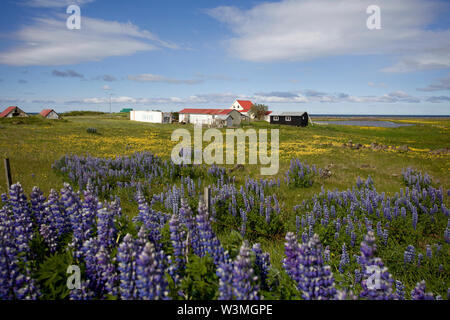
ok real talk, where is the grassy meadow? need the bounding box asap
[0,113,449,299]
[1,113,448,198]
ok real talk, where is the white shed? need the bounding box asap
[130,110,172,123]
[179,108,241,127]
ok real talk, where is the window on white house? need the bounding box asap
[286,116,291,121]
[273,116,279,121]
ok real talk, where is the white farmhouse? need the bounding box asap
[230,99,271,120]
[230,100,254,118]
[130,110,172,123]
[40,109,60,119]
[179,108,241,127]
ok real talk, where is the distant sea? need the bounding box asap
[309,114,450,118]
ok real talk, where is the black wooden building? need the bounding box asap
[269,111,309,127]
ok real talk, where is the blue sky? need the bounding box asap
[0,0,449,114]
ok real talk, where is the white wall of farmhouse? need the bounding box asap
[47,111,59,119]
[188,114,214,125]
[231,100,243,111]
[130,111,171,123]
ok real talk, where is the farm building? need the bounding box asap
[120,108,133,113]
[268,111,309,127]
[40,109,60,119]
[230,99,272,120]
[130,110,172,123]
[0,106,29,118]
[179,108,241,127]
[230,99,254,118]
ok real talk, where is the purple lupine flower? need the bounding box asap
[117,234,137,300]
[195,203,229,266]
[79,237,118,299]
[339,243,350,273]
[417,253,423,267]
[134,191,163,249]
[404,245,415,264]
[241,209,247,238]
[0,190,40,300]
[376,221,382,238]
[231,241,259,300]
[29,186,46,227]
[70,185,97,260]
[395,280,405,300]
[382,229,388,246]
[401,207,407,219]
[351,231,357,247]
[359,231,396,300]
[96,203,119,249]
[216,261,234,300]
[411,281,435,300]
[324,246,330,262]
[252,243,271,289]
[412,206,418,231]
[445,225,450,244]
[355,269,362,284]
[302,231,308,243]
[135,242,169,300]
[40,189,68,252]
[426,245,432,259]
[168,212,187,285]
[283,232,336,300]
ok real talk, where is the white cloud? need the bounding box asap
[71,89,427,107]
[127,74,203,85]
[417,74,450,91]
[52,69,84,78]
[0,98,27,104]
[0,15,178,66]
[425,96,450,103]
[207,0,450,72]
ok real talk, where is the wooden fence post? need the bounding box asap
[4,158,12,190]
[204,186,211,211]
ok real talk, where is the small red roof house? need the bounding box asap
[0,106,29,118]
[230,100,272,120]
[40,109,60,119]
[231,100,254,113]
[179,108,241,127]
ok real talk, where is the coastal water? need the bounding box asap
[313,120,414,128]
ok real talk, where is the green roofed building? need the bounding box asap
[120,108,133,113]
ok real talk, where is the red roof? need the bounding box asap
[0,106,20,118]
[236,100,254,112]
[179,108,234,115]
[40,109,54,117]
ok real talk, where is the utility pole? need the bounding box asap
[4,158,12,190]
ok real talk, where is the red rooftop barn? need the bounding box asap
[0,106,29,118]
[179,108,241,127]
[230,99,255,119]
[40,109,60,119]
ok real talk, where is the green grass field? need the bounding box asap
[1,113,449,299]
[1,113,448,197]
